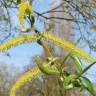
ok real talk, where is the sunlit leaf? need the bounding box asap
[63,75,76,90]
[70,53,84,73]
[35,56,59,75]
[82,76,96,96]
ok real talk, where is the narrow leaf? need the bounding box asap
[70,53,84,73]
[63,75,76,90]
[82,76,96,96]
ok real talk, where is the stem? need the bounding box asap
[60,53,70,68]
[34,29,53,57]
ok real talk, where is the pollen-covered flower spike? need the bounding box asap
[18,1,33,32]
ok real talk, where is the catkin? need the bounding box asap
[0,35,37,52]
[43,32,94,62]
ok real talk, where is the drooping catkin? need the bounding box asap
[10,66,41,96]
[43,32,94,62]
[0,35,37,52]
[10,56,59,96]
[18,1,33,30]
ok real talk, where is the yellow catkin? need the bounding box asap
[0,35,37,52]
[10,59,58,96]
[43,32,94,62]
[18,1,32,29]
[10,63,51,96]
[10,66,41,96]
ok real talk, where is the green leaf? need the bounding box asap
[17,0,21,4]
[35,56,59,75]
[62,73,82,90]
[72,78,82,88]
[63,75,76,90]
[80,85,86,92]
[82,76,96,96]
[70,53,84,73]
[63,83,73,90]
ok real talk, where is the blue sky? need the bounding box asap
[0,43,43,68]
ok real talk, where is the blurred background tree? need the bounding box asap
[0,62,20,96]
